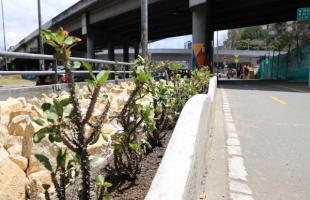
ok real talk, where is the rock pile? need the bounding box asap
[0,81,152,199]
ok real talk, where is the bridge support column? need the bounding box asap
[134,43,140,59]
[123,43,129,78]
[191,3,213,70]
[108,42,115,79]
[82,13,95,58]
[86,30,95,59]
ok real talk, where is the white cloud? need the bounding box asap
[150,35,192,49]
[0,0,79,49]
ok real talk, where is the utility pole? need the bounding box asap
[141,0,148,62]
[216,30,219,78]
[1,0,7,71]
[37,0,45,70]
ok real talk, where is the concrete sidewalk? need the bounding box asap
[200,88,228,200]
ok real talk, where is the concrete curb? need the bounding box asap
[145,76,217,200]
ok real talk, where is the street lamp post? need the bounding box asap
[37,0,45,70]
[141,0,148,62]
[216,30,219,78]
[1,0,7,71]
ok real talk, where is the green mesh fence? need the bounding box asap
[258,44,310,82]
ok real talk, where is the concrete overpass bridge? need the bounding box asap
[96,49,286,66]
[10,0,310,68]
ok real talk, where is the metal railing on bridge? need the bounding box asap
[0,51,134,84]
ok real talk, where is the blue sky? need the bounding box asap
[0,0,227,50]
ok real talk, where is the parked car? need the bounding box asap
[36,65,67,85]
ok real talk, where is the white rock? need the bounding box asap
[27,97,41,107]
[9,155,28,171]
[27,170,54,199]
[16,97,27,107]
[0,125,23,150]
[0,148,27,200]
[8,115,31,136]
[7,144,22,156]
[0,100,23,125]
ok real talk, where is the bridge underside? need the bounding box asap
[63,0,310,52]
[13,0,310,60]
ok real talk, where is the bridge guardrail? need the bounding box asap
[0,51,134,83]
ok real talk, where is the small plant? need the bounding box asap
[95,175,112,200]
[34,148,78,200]
[168,63,211,124]
[33,28,110,200]
[190,67,210,93]
[43,184,52,200]
[112,56,153,179]
[147,79,174,147]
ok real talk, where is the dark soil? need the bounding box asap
[108,131,172,200]
[47,131,172,200]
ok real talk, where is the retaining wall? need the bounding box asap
[145,76,217,200]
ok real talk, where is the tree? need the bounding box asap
[223,28,244,49]
[223,22,310,51]
[235,26,268,50]
[268,22,294,51]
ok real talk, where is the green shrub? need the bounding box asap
[33,28,110,200]
[32,28,211,199]
[112,56,153,179]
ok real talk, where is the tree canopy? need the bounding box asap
[223,22,310,51]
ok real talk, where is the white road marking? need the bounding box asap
[230,193,254,200]
[224,114,232,118]
[230,180,252,195]
[228,133,239,139]
[223,89,255,200]
[228,156,248,181]
[226,122,236,132]
[225,116,233,121]
[227,138,240,146]
[227,146,242,156]
[225,119,234,123]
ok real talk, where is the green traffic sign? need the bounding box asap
[234,59,239,64]
[297,7,310,21]
[234,52,240,58]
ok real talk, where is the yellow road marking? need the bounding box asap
[271,96,286,105]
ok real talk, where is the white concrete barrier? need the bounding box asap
[208,76,217,102]
[145,76,217,200]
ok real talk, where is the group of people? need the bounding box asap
[236,64,251,80]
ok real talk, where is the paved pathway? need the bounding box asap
[205,81,310,200]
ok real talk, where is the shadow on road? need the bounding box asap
[218,79,310,93]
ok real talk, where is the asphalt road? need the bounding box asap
[207,80,310,200]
